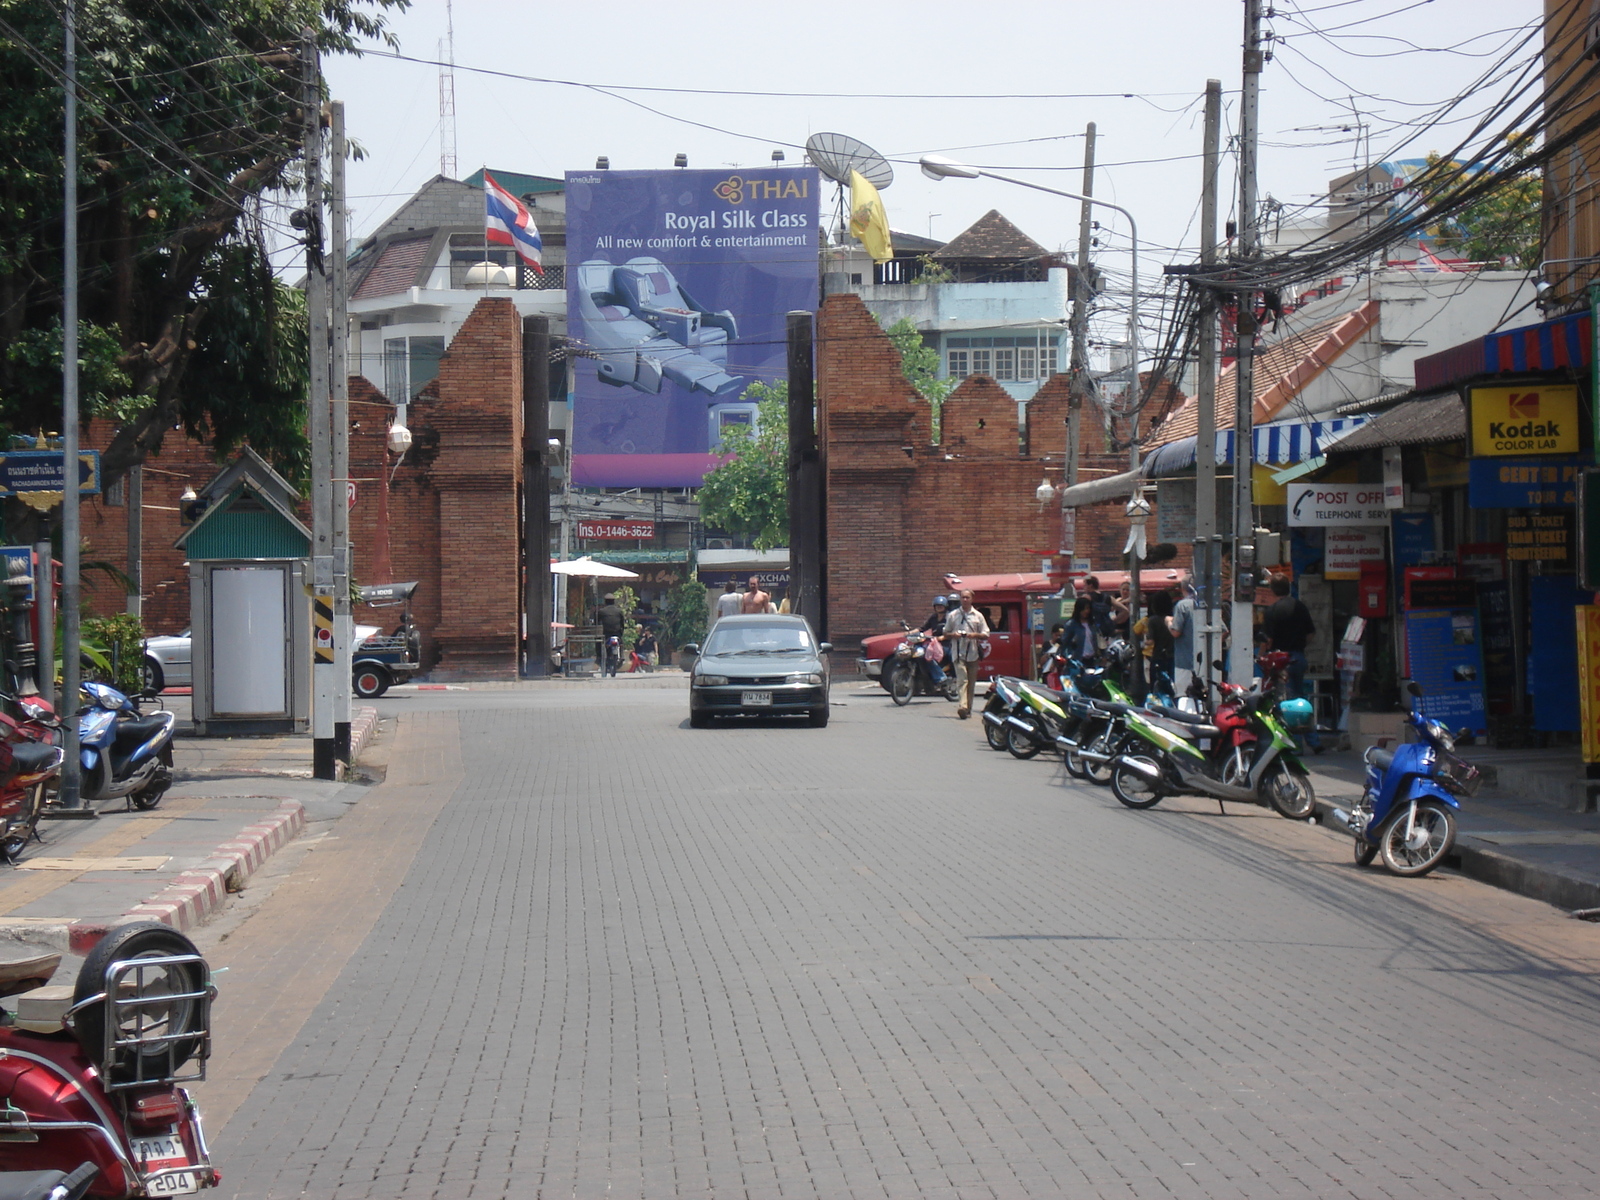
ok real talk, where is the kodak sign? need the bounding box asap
[1468,385,1580,457]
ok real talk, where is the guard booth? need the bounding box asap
[176,448,312,735]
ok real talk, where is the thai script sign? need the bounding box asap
[1287,483,1388,526]
[1468,385,1580,457]
[1324,528,1386,579]
[0,450,101,497]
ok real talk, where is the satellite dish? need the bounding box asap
[805,132,894,189]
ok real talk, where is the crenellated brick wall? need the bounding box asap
[817,293,1176,653]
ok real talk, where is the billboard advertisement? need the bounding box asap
[564,167,820,488]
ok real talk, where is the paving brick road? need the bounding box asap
[211,680,1600,1198]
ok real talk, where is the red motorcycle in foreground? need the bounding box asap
[0,922,219,1196]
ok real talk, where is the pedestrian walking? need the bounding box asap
[1082,577,1117,638]
[944,589,990,719]
[1167,574,1199,698]
[1261,575,1320,750]
[714,581,742,623]
[1137,589,1175,693]
[741,575,772,614]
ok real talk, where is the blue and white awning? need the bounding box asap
[1139,417,1368,479]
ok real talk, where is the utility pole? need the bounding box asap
[1062,123,1096,574]
[125,466,142,619]
[302,32,336,780]
[1196,79,1223,700]
[330,101,352,761]
[55,0,87,815]
[523,314,551,676]
[1231,0,1265,685]
[787,311,823,631]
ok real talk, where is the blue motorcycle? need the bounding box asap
[1336,681,1480,876]
[76,681,176,810]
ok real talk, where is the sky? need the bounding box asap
[322,0,1543,334]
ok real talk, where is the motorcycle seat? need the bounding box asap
[1367,747,1395,773]
[6,743,57,775]
[1149,716,1222,739]
[1147,704,1210,726]
[112,715,169,747]
[1091,700,1131,716]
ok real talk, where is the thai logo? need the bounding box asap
[713,176,744,204]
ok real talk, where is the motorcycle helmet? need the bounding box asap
[947,593,961,606]
[932,595,948,608]
[1279,697,1314,730]
[1104,638,1134,666]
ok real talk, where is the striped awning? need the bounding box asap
[1414,310,1593,391]
[1139,417,1369,479]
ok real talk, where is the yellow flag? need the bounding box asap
[848,169,894,264]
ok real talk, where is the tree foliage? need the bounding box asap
[883,316,955,440]
[697,380,789,550]
[0,0,406,489]
[660,575,708,653]
[1421,142,1541,269]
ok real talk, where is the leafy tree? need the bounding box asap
[660,575,707,655]
[882,316,955,440]
[0,0,406,492]
[698,380,788,550]
[1420,143,1541,269]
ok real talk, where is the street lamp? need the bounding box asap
[1124,492,1152,696]
[924,154,1149,691]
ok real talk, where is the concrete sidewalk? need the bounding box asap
[0,699,383,958]
[1304,745,1600,912]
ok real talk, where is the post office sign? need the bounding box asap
[1286,484,1390,526]
[1468,385,1580,457]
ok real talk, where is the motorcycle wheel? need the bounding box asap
[890,663,915,706]
[942,675,960,703]
[130,744,174,811]
[1084,730,1117,786]
[1112,755,1165,809]
[983,706,1009,751]
[0,782,46,860]
[1006,716,1043,760]
[1263,761,1316,820]
[1379,800,1456,877]
[1354,837,1378,867]
[73,921,208,1082]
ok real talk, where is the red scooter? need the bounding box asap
[0,922,219,1197]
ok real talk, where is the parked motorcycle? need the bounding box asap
[75,683,175,810]
[0,692,65,862]
[1329,681,1480,876]
[1108,652,1317,818]
[980,676,1024,751]
[0,921,219,1196]
[888,624,957,706]
[997,679,1074,760]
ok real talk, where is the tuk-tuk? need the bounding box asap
[354,581,423,698]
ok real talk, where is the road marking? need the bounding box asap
[18,856,169,871]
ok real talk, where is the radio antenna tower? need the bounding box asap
[439,0,457,178]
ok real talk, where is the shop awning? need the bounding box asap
[589,549,691,564]
[1414,310,1593,392]
[1325,393,1463,451]
[1139,416,1369,479]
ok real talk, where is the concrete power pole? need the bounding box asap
[787,311,823,633]
[1063,123,1096,520]
[331,101,352,762]
[1231,0,1265,685]
[1196,80,1223,699]
[302,33,336,780]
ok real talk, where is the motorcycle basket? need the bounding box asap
[1436,749,1482,798]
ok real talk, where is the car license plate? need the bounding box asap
[742,691,772,706]
[131,1136,199,1195]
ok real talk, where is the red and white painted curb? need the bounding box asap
[66,800,306,955]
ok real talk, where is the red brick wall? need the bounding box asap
[817,293,1176,653]
[80,296,523,680]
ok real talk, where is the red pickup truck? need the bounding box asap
[855,569,1187,688]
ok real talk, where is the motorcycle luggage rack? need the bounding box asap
[68,953,215,1091]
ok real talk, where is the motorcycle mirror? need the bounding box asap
[682,644,700,656]
[1212,659,1225,671]
[1407,681,1423,697]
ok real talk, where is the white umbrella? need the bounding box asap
[548,555,640,580]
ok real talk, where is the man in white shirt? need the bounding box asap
[943,589,991,719]
[714,581,742,623]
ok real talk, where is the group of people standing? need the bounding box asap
[713,576,785,620]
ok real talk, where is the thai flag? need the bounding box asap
[483,171,543,273]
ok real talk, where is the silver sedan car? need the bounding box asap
[140,625,378,694]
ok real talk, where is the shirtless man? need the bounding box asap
[740,574,772,613]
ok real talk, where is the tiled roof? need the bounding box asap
[1329,392,1463,450]
[1148,301,1380,447]
[933,210,1049,261]
[351,236,432,300]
